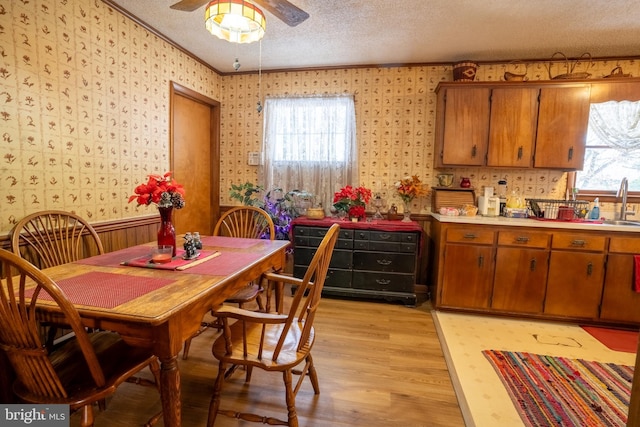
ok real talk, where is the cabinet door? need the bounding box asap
[439,87,491,166]
[544,251,605,318]
[487,87,539,167]
[492,247,549,314]
[534,85,591,170]
[440,244,494,309]
[600,254,640,323]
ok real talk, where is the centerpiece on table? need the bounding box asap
[333,185,372,221]
[129,171,185,256]
[394,175,429,222]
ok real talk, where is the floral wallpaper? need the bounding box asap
[1,0,638,234]
[0,0,221,234]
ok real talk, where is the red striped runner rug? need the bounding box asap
[483,350,633,427]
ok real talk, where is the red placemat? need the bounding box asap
[121,250,217,270]
[27,271,175,309]
[199,236,263,248]
[181,251,264,276]
[76,246,152,267]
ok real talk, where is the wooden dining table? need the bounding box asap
[34,235,289,427]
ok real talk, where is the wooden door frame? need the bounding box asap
[169,82,221,230]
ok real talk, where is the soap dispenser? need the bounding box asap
[589,198,600,220]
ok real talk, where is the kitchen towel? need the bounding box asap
[635,255,640,292]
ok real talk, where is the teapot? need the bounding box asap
[460,177,471,188]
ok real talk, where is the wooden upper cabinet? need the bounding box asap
[487,87,539,167]
[435,86,491,167]
[533,85,591,170]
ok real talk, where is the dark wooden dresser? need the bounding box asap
[291,218,423,305]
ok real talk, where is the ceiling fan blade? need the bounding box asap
[253,0,309,27]
[170,0,209,12]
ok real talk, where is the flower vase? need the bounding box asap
[157,206,177,256]
[402,201,412,222]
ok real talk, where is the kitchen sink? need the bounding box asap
[603,219,640,226]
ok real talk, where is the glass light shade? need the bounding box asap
[205,0,266,44]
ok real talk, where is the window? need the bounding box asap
[575,101,640,193]
[261,95,357,209]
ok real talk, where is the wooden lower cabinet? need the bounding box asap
[600,237,640,323]
[492,247,549,313]
[440,244,494,309]
[433,221,640,327]
[544,251,605,319]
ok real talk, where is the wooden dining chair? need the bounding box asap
[207,223,340,427]
[10,210,105,349]
[182,205,276,359]
[10,210,105,269]
[0,249,162,427]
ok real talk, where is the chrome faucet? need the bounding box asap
[617,177,636,220]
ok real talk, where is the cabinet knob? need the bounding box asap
[378,233,391,240]
[376,259,392,266]
[517,146,523,160]
[515,236,530,243]
[568,146,574,161]
[570,239,586,247]
[530,258,537,271]
[463,233,477,239]
[471,145,477,158]
[478,255,484,267]
[375,279,391,285]
[586,262,593,276]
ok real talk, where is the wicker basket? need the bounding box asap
[546,52,592,80]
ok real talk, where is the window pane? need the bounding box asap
[577,148,640,191]
[576,100,640,191]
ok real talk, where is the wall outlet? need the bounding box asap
[247,151,260,166]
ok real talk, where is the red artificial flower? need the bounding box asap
[129,171,186,209]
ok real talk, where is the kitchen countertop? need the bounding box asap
[431,213,640,233]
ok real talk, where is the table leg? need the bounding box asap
[160,355,181,427]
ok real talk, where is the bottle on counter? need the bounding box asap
[497,179,507,215]
[589,198,600,220]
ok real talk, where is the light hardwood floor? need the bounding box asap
[71,291,464,427]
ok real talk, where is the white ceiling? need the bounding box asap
[107,0,640,74]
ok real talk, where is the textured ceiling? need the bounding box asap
[107,0,640,74]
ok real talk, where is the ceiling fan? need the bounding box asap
[169,0,309,27]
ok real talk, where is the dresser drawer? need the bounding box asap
[294,266,352,288]
[355,241,416,253]
[551,233,606,251]
[446,227,495,244]
[609,237,640,254]
[352,251,416,273]
[294,247,352,269]
[295,226,353,240]
[498,230,550,249]
[354,230,418,244]
[351,271,415,293]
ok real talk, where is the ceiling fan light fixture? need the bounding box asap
[205,0,266,44]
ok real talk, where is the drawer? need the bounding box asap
[551,233,606,251]
[299,236,353,249]
[498,230,550,249]
[295,226,354,240]
[294,266,352,288]
[352,251,416,273]
[354,230,419,243]
[609,237,640,254]
[368,241,416,253]
[446,227,495,245]
[352,271,415,293]
[294,247,352,269]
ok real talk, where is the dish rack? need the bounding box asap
[526,199,590,219]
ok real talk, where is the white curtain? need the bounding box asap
[587,101,640,152]
[260,95,358,210]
